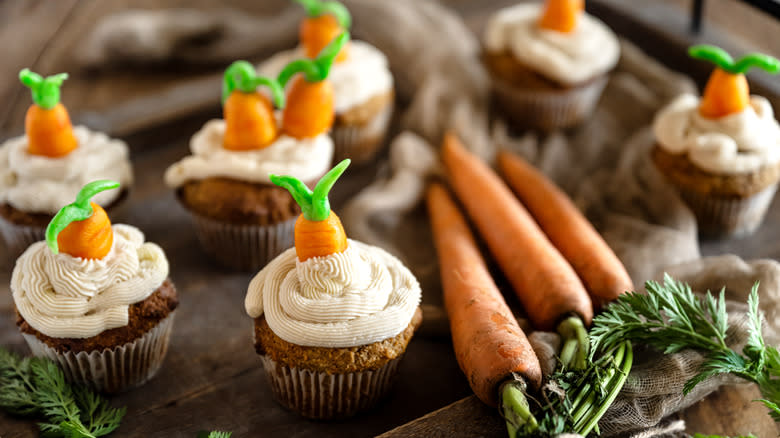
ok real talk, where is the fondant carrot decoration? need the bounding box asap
[278,32,348,139]
[46,180,120,259]
[222,61,285,151]
[296,0,351,62]
[538,0,584,33]
[689,45,780,119]
[19,68,78,158]
[270,159,350,262]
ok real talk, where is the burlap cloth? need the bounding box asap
[79,2,780,436]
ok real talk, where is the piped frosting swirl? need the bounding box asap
[245,239,421,348]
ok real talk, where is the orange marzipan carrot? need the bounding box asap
[271,159,351,262]
[46,180,120,260]
[497,149,633,308]
[283,76,335,139]
[538,0,584,33]
[301,14,350,62]
[19,69,78,158]
[427,182,542,407]
[441,133,593,331]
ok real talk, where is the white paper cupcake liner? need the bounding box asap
[491,74,608,131]
[21,312,176,394]
[332,101,394,165]
[678,182,778,237]
[0,217,45,256]
[189,211,296,271]
[260,354,402,419]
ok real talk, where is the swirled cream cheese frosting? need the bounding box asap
[164,119,334,188]
[12,224,169,339]
[653,94,780,174]
[245,239,421,348]
[257,41,394,114]
[0,126,133,214]
[483,3,620,86]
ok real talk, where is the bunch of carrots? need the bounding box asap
[221,31,349,150]
[428,133,634,435]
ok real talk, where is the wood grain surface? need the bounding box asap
[1,1,779,437]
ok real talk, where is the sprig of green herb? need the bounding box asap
[590,275,780,420]
[0,348,125,437]
[196,431,232,438]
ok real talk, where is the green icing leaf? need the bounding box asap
[222,61,285,108]
[689,44,780,75]
[19,69,69,110]
[278,31,349,85]
[45,180,120,254]
[270,159,350,221]
[295,0,351,29]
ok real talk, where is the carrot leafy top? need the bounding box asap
[295,0,352,29]
[222,61,285,107]
[45,180,119,254]
[689,45,780,75]
[278,32,350,86]
[270,159,350,221]
[19,69,69,110]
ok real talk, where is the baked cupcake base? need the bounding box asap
[484,51,609,131]
[17,279,178,393]
[332,91,394,165]
[0,189,130,256]
[254,307,423,419]
[652,144,780,237]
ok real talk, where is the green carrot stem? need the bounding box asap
[278,31,349,86]
[576,342,633,435]
[557,316,589,370]
[19,68,68,110]
[222,60,285,108]
[270,159,350,221]
[500,379,538,437]
[295,0,352,29]
[689,45,780,75]
[45,180,120,254]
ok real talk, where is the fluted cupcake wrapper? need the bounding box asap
[332,102,394,165]
[491,74,608,132]
[0,217,45,256]
[260,354,402,420]
[21,312,176,394]
[188,212,296,271]
[677,182,778,238]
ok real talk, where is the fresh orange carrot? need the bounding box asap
[19,69,77,158]
[689,45,780,118]
[296,0,351,62]
[278,32,348,139]
[427,182,542,408]
[221,61,285,151]
[271,159,350,261]
[46,180,120,260]
[538,0,584,33]
[441,133,593,331]
[497,149,633,308]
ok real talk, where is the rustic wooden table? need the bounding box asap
[1,1,779,437]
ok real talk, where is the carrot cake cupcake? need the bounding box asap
[258,0,394,164]
[245,160,422,419]
[165,34,348,270]
[652,45,780,237]
[0,69,132,255]
[482,0,620,131]
[12,180,176,393]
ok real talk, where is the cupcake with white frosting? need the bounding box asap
[12,180,177,393]
[165,34,348,270]
[482,0,620,130]
[258,0,394,164]
[245,160,422,419]
[0,69,132,255]
[652,45,780,236]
